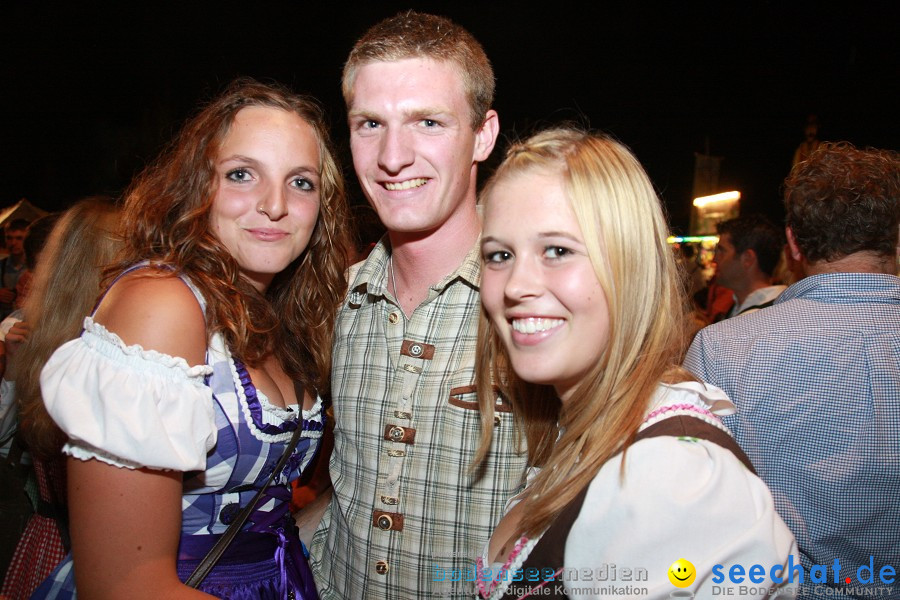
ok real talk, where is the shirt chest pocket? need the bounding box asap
[442,374,513,454]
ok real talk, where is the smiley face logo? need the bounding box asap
[668,558,696,587]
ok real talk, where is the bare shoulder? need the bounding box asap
[93,268,206,366]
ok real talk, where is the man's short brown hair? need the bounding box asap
[342,11,494,129]
[716,214,785,277]
[784,142,899,263]
[5,218,30,233]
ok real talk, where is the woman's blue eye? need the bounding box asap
[293,177,316,192]
[226,168,251,182]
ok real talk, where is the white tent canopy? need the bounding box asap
[0,199,49,229]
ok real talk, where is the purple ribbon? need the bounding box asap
[178,512,318,598]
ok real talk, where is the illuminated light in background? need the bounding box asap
[693,191,741,208]
[667,235,719,244]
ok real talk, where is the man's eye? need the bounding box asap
[421,119,439,128]
[226,168,251,182]
[362,120,379,129]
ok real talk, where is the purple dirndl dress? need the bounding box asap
[31,268,322,599]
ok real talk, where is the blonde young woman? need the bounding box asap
[32,80,349,599]
[474,128,796,599]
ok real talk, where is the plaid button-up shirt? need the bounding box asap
[311,239,528,599]
[685,273,900,598]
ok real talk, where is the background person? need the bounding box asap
[0,219,30,319]
[713,214,786,318]
[685,142,900,598]
[0,213,60,458]
[0,198,121,600]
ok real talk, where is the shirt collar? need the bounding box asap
[777,272,900,305]
[348,235,482,299]
[731,285,786,314]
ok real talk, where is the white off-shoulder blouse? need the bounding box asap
[477,382,798,600]
[41,315,319,474]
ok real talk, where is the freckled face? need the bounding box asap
[480,169,610,402]
[210,106,321,292]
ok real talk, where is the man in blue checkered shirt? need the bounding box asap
[684,142,899,599]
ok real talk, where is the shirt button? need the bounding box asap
[375,560,389,575]
[388,312,400,324]
[377,514,393,530]
[389,426,405,441]
[409,343,423,357]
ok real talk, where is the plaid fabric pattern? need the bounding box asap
[684,273,900,599]
[179,332,323,536]
[311,240,529,599]
[0,457,67,600]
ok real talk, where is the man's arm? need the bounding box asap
[294,486,332,547]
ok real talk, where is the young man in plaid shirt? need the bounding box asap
[305,12,528,599]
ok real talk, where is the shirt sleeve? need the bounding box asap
[41,316,217,471]
[683,330,713,382]
[563,434,797,598]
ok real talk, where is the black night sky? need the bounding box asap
[4,2,897,233]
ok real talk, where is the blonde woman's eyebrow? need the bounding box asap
[537,231,584,244]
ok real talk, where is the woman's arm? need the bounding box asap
[67,459,210,599]
[93,271,205,365]
[68,272,211,599]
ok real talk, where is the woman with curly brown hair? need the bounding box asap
[32,79,350,600]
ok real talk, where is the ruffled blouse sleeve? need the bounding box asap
[562,384,797,598]
[41,316,217,471]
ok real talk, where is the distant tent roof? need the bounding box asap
[0,199,49,228]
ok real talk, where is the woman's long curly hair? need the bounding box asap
[112,78,350,395]
[16,197,123,459]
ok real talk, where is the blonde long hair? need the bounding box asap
[16,197,123,460]
[476,128,690,537]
